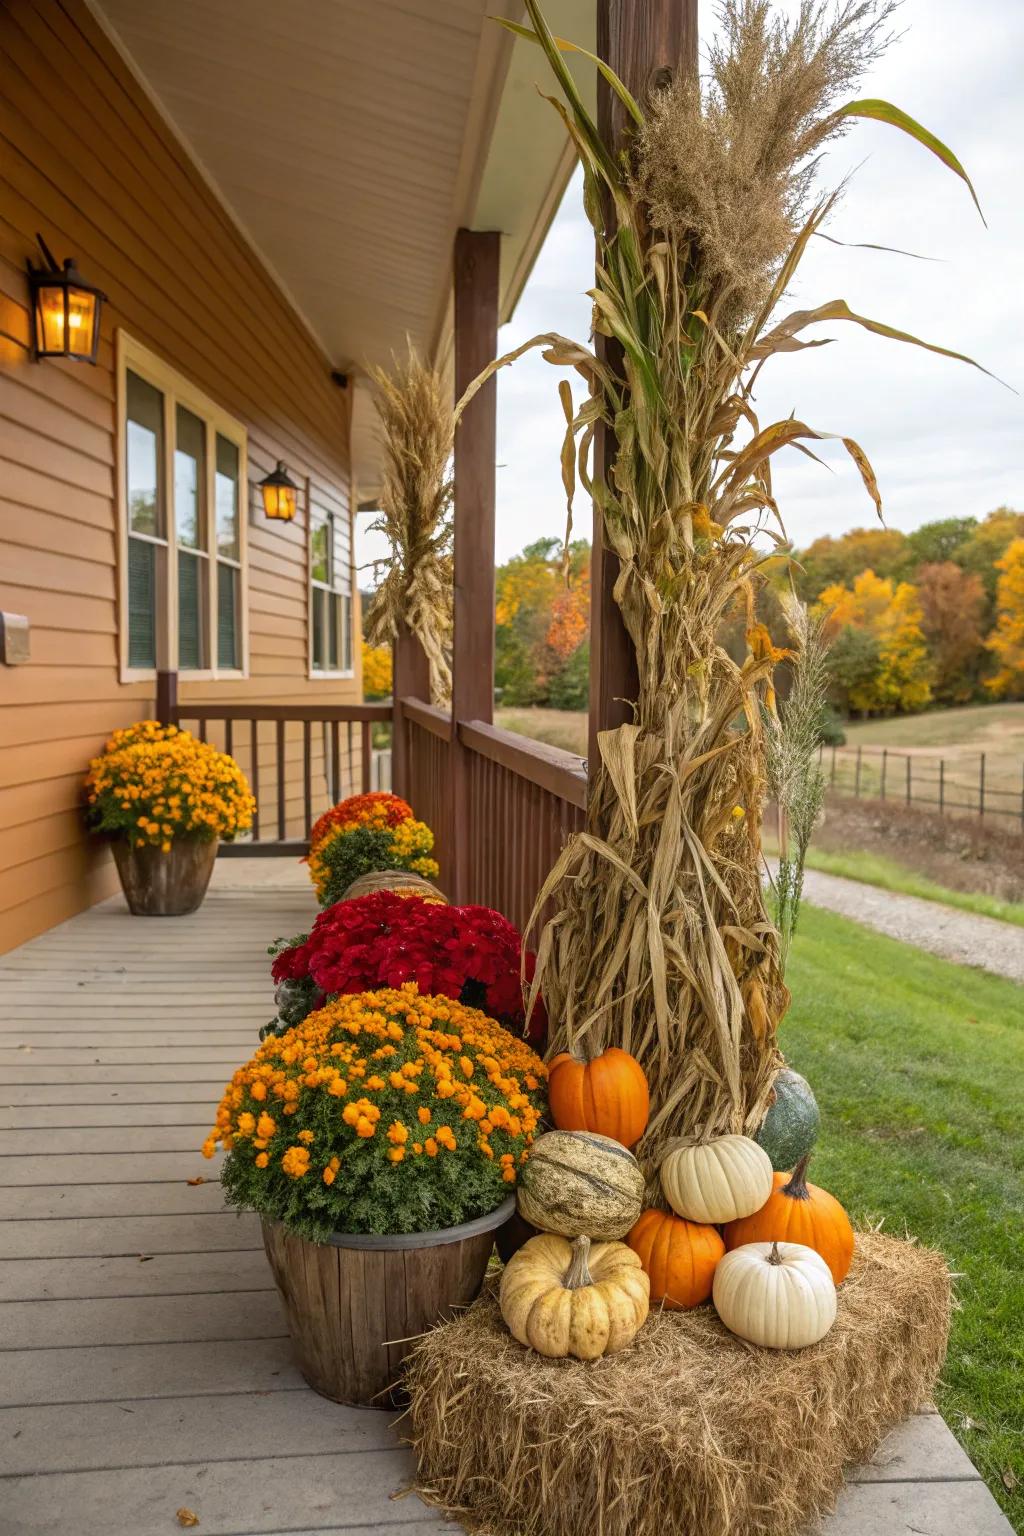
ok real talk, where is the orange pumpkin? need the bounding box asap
[547,1046,649,1148]
[627,1208,724,1310]
[722,1155,855,1283]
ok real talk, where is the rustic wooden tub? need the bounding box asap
[262,1195,515,1406]
[112,837,218,916]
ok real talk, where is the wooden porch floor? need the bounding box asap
[0,862,1011,1536]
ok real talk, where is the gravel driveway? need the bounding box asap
[801,869,1024,986]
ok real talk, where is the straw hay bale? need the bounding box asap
[404,1232,949,1536]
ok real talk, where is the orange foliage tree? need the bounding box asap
[985,538,1024,699]
[916,562,986,704]
[818,569,932,714]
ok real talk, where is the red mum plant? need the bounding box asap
[308,791,413,851]
[270,890,546,1045]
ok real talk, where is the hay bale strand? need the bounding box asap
[404,1233,950,1536]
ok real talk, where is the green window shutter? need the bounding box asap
[217,561,238,670]
[127,537,156,668]
[178,552,202,670]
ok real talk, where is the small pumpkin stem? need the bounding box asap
[767,1240,783,1266]
[783,1154,812,1201]
[564,1235,594,1289]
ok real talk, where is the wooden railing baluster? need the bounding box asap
[277,720,287,839]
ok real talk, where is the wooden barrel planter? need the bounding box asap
[112,838,218,916]
[341,869,447,903]
[262,1194,514,1407]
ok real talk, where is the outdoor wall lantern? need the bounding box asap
[259,461,299,522]
[27,234,106,363]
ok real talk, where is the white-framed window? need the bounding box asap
[118,331,248,681]
[309,488,353,677]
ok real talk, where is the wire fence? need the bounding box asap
[821,743,1024,829]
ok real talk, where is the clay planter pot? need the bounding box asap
[261,1195,514,1407]
[112,837,218,916]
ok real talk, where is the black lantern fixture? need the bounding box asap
[259,461,299,522]
[27,234,106,363]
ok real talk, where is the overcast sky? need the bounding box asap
[360,0,1022,573]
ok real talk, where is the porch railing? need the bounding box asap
[157,671,390,856]
[399,696,586,931]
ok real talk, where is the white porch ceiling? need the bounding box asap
[88,0,595,493]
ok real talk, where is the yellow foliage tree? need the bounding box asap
[818,569,932,714]
[362,642,393,701]
[985,537,1024,698]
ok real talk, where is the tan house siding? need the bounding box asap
[0,0,361,952]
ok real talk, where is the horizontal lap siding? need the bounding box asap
[0,0,360,952]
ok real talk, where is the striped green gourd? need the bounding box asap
[517,1130,645,1240]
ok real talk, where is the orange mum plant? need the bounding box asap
[207,984,547,1240]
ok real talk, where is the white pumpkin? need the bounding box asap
[660,1134,773,1224]
[712,1239,837,1349]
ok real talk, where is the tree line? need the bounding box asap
[364,508,1024,716]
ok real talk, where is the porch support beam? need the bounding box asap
[450,227,500,900]
[588,0,699,775]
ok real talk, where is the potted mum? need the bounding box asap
[306,791,439,907]
[84,721,256,916]
[265,889,546,1045]
[205,983,547,1404]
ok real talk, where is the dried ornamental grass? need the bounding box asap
[464,0,991,1166]
[364,346,454,705]
[405,1231,950,1536]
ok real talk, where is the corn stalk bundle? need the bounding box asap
[364,347,454,706]
[461,0,988,1169]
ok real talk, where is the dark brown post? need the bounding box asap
[155,669,178,726]
[391,624,430,796]
[450,227,500,901]
[589,0,699,776]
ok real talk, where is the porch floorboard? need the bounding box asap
[0,863,1009,1535]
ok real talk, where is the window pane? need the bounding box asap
[174,407,205,549]
[178,550,204,669]
[310,516,329,584]
[215,435,240,559]
[328,591,339,670]
[126,371,163,536]
[217,560,239,670]
[127,536,157,668]
[312,586,325,671]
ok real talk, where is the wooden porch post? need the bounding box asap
[588,0,699,775]
[450,227,500,901]
[391,624,430,797]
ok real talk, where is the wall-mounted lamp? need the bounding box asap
[259,461,299,522]
[27,234,106,363]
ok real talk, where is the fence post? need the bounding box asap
[880,748,888,801]
[939,758,945,815]
[979,752,986,819]
[905,754,912,807]
[854,745,862,798]
[155,670,179,726]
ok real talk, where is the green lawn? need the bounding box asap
[799,847,1024,927]
[785,906,1024,1531]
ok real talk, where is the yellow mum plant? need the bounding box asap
[307,807,439,907]
[207,984,547,1239]
[85,721,256,850]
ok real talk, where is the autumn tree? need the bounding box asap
[916,562,986,704]
[985,538,1024,699]
[818,569,932,714]
[906,516,977,568]
[795,527,910,601]
[361,642,393,700]
[956,508,1024,612]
